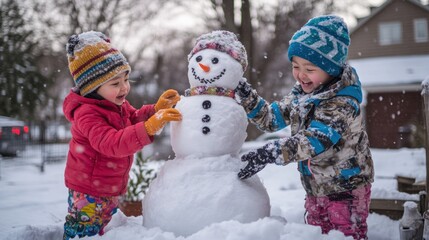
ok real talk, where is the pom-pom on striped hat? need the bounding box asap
[188,30,248,71]
[288,15,350,77]
[66,31,131,96]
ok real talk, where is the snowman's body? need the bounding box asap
[143,44,271,236]
[170,95,247,158]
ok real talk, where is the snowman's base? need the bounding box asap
[142,154,271,236]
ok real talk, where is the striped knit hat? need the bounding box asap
[287,15,350,77]
[188,30,248,71]
[66,31,131,96]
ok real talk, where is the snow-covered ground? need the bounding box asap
[0,146,425,240]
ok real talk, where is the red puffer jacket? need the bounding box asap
[63,90,155,197]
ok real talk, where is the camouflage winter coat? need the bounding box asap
[238,65,374,197]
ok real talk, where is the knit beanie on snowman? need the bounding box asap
[188,30,248,71]
[287,15,350,77]
[66,31,131,96]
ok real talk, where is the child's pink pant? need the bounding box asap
[304,184,371,240]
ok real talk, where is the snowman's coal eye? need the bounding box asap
[212,58,219,64]
[196,55,202,62]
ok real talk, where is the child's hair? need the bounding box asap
[84,88,104,100]
[287,15,350,77]
[66,31,131,96]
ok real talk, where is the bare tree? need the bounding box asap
[20,0,184,115]
[19,0,376,140]
[55,0,191,105]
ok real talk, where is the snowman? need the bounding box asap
[142,31,271,236]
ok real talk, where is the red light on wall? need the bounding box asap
[23,126,29,133]
[12,127,21,135]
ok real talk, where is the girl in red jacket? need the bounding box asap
[62,31,182,239]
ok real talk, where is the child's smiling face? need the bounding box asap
[97,72,130,105]
[291,56,332,94]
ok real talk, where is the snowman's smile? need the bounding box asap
[191,68,226,84]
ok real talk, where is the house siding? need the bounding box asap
[347,0,429,148]
[349,0,429,59]
[365,91,424,148]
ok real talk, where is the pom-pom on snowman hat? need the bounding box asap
[188,30,248,71]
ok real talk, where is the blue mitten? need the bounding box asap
[238,140,283,179]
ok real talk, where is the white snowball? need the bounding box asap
[188,49,243,90]
[142,155,271,236]
[170,95,247,158]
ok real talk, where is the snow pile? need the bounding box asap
[4,211,351,240]
[1,147,426,239]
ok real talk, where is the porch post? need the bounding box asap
[422,80,429,211]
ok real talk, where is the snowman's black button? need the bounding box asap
[202,126,210,134]
[202,100,211,109]
[202,115,210,122]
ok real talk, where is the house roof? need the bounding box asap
[348,55,429,87]
[351,0,429,34]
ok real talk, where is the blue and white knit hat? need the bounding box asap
[287,15,350,77]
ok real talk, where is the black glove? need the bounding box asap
[238,140,283,180]
[235,78,253,99]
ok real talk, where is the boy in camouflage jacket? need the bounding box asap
[235,15,374,239]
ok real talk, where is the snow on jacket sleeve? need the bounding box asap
[238,82,293,132]
[281,96,357,163]
[238,80,360,164]
[74,105,153,158]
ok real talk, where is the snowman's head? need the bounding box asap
[188,30,247,89]
[188,49,243,89]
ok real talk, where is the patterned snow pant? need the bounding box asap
[63,189,119,239]
[304,184,371,240]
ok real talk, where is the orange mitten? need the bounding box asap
[145,108,182,136]
[155,89,181,111]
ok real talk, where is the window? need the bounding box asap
[378,22,402,45]
[414,18,428,43]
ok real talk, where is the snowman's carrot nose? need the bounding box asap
[198,63,210,72]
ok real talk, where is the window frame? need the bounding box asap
[414,18,428,43]
[378,21,402,46]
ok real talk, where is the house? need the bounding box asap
[347,0,429,148]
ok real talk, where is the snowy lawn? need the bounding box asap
[0,147,425,240]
